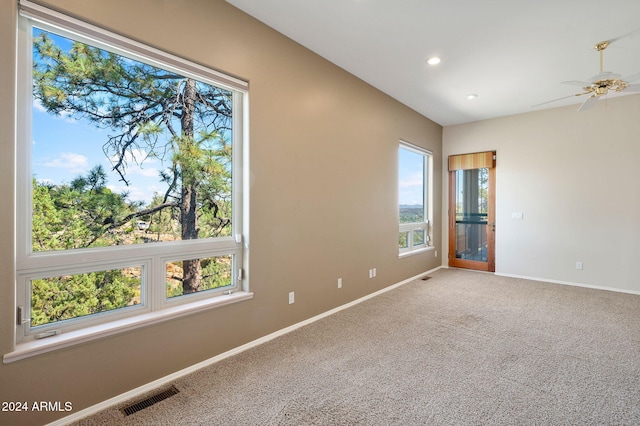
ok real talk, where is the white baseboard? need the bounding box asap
[441,265,640,296]
[49,266,442,425]
[495,272,640,296]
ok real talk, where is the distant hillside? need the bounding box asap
[399,204,423,222]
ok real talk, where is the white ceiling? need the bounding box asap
[225,0,640,126]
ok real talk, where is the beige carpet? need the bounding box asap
[74,268,640,425]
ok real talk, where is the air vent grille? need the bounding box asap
[120,385,180,416]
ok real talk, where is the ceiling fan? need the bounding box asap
[534,40,640,111]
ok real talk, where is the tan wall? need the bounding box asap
[443,94,640,291]
[0,0,442,423]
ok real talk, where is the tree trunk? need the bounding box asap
[180,79,202,294]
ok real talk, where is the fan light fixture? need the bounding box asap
[532,38,640,112]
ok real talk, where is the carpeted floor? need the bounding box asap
[74,268,640,425]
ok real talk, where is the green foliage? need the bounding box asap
[399,232,408,249]
[31,168,142,326]
[166,256,232,298]
[399,205,424,224]
[32,180,64,251]
[32,166,135,251]
[31,269,140,327]
[29,27,236,320]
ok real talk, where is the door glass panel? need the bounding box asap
[455,168,488,261]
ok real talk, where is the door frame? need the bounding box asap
[448,152,495,272]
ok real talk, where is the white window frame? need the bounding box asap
[11,1,251,356]
[398,141,432,257]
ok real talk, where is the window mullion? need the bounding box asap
[16,17,34,266]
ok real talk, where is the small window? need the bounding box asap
[16,4,248,343]
[166,255,233,299]
[398,142,432,255]
[30,266,143,328]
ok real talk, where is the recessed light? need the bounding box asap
[426,57,441,65]
[466,94,478,100]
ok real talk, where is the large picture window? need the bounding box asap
[15,2,249,345]
[398,142,432,256]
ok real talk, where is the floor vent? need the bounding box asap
[120,385,180,416]
[421,276,432,281]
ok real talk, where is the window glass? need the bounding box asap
[166,255,233,298]
[399,231,409,250]
[398,143,431,255]
[17,9,247,343]
[398,148,425,224]
[31,28,233,253]
[30,267,142,327]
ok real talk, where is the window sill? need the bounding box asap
[399,246,435,258]
[3,291,253,364]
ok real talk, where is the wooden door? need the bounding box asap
[448,152,495,272]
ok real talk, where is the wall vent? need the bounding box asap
[120,385,180,416]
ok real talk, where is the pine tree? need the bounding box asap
[33,29,233,294]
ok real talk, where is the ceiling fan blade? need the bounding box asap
[623,83,640,92]
[531,92,589,108]
[561,80,591,87]
[578,95,599,111]
[623,72,640,83]
[607,28,640,44]
[588,71,622,83]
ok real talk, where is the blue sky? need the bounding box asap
[398,147,425,207]
[32,102,168,204]
[31,27,171,205]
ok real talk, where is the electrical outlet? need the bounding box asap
[288,291,295,304]
[338,278,342,289]
[576,261,583,270]
[435,250,438,257]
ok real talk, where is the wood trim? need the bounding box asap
[448,151,495,171]
[448,158,496,272]
[448,171,456,267]
[487,166,496,272]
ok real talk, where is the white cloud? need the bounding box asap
[43,152,89,173]
[126,148,152,163]
[108,184,162,204]
[112,148,159,166]
[399,172,424,205]
[136,167,161,178]
[110,149,162,179]
[33,99,74,121]
[399,172,423,189]
[33,98,47,113]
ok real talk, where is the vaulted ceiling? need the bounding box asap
[226,0,640,126]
